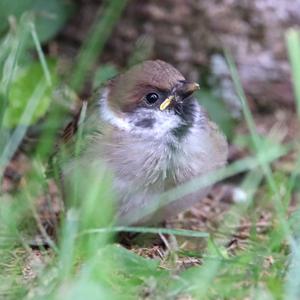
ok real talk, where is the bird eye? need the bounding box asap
[145,93,159,105]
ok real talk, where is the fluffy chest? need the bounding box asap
[102,125,209,192]
[80,96,226,194]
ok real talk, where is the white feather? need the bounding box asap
[99,88,132,131]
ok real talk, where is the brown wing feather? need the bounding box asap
[46,100,88,178]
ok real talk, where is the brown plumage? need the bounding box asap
[108,60,185,113]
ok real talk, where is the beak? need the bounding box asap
[160,81,200,111]
[176,81,200,99]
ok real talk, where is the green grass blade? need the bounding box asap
[29,21,52,87]
[225,49,297,252]
[0,19,29,129]
[70,0,127,91]
[286,29,300,119]
[59,209,79,279]
[0,81,47,178]
[284,28,300,300]
[80,226,209,238]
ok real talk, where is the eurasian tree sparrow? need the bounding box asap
[53,60,228,225]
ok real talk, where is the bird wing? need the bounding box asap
[46,90,104,179]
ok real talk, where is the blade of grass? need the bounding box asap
[0,81,47,180]
[29,21,52,87]
[284,28,300,300]
[70,0,127,92]
[224,49,298,252]
[0,17,30,129]
[74,101,88,156]
[59,209,79,279]
[71,101,88,203]
[286,29,300,118]
[1,16,54,181]
[80,226,209,238]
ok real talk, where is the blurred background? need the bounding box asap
[61,0,299,112]
[1,1,300,299]
[1,0,299,142]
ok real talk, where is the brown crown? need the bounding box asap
[107,60,185,113]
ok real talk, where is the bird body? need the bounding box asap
[57,60,228,225]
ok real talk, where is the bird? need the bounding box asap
[51,60,228,226]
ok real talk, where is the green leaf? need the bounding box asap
[31,0,74,43]
[0,0,74,43]
[3,59,58,127]
[0,0,35,33]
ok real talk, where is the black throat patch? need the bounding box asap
[172,98,196,139]
[134,118,155,128]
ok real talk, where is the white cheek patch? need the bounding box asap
[99,88,132,131]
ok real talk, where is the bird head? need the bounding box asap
[100,60,200,138]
